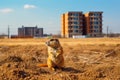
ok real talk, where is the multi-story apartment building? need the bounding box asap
[84,12,103,37]
[18,26,43,37]
[61,12,84,38]
[61,11,103,38]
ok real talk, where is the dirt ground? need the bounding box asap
[0,38,120,80]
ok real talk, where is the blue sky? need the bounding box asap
[0,0,120,35]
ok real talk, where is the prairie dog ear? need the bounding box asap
[55,39,60,44]
[55,39,59,41]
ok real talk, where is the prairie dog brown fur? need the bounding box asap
[37,39,64,71]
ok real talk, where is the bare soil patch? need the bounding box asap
[0,38,120,80]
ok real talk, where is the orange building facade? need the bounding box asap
[61,11,103,38]
[61,12,84,38]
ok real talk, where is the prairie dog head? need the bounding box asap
[46,39,61,48]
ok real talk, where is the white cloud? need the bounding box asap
[24,4,37,9]
[0,8,14,13]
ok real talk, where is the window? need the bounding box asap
[90,18,93,20]
[90,22,93,25]
[68,17,72,20]
[69,30,73,33]
[74,13,79,16]
[94,18,98,20]
[96,22,99,24]
[74,26,78,28]
[94,30,99,32]
[90,13,93,16]
[90,26,93,28]
[36,30,39,34]
[75,30,79,33]
[94,13,98,16]
[96,30,99,32]
[90,30,93,32]
[94,26,98,29]
[69,13,72,16]
[74,22,78,24]
[74,18,78,20]
[69,26,72,28]
[69,22,72,24]
[94,22,98,24]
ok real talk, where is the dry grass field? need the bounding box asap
[0,38,120,80]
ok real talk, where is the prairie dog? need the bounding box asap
[37,39,64,71]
